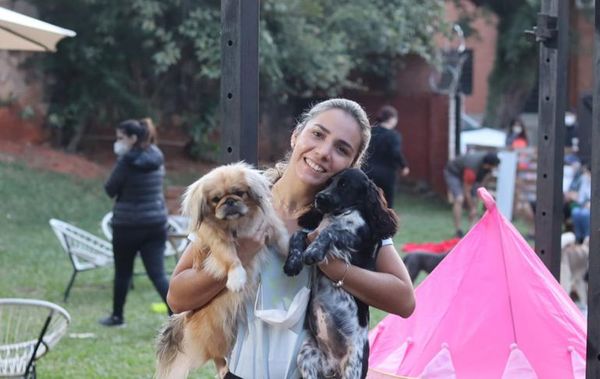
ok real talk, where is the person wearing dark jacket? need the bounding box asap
[99,118,171,327]
[363,105,409,208]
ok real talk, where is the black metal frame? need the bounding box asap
[534,1,568,279]
[220,0,259,165]
[63,238,79,302]
[24,311,54,378]
[586,2,600,376]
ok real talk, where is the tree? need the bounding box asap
[29,0,447,157]
[460,0,539,129]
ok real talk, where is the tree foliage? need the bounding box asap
[29,0,446,157]
[460,0,540,129]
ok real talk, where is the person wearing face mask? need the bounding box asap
[99,118,171,327]
[505,117,528,149]
[166,99,415,378]
[564,111,579,148]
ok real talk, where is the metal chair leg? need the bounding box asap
[63,270,77,302]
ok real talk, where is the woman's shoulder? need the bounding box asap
[124,145,164,171]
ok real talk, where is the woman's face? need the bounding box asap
[113,129,137,155]
[115,129,137,146]
[511,121,524,134]
[289,108,362,187]
[383,116,398,130]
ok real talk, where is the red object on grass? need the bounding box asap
[402,238,460,254]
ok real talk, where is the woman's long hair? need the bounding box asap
[116,118,158,149]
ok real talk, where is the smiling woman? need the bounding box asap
[166,98,415,379]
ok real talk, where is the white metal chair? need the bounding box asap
[0,299,71,378]
[49,219,113,302]
[100,212,188,260]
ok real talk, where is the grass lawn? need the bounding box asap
[0,160,477,378]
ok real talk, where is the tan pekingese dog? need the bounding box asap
[155,162,288,379]
[560,232,589,307]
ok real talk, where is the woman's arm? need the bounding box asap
[167,232,268,314]
[166,244,227,314]
[104,159,128,198]
[318,244,415,318]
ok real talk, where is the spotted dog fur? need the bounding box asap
[284,168,399,379]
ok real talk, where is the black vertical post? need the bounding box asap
[534,0,568,279]
[220,0,259,165]
[454,93,461,157]
[586,1,600,375]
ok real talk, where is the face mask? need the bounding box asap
[113,140,131,156]
[565,114,576,127]
[513,126,523,134]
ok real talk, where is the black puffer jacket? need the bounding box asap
[363,125,408,174]
[105,145,167,227]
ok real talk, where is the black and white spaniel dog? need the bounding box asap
[283,168,399,379]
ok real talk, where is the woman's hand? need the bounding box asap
[236,220,269,265]
[318,245,415,318]
[306,218,331,243]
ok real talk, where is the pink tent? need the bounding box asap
[368,188,587,379]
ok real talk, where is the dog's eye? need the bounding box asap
[234,191,246,198]
[339,179,347,188]
[211,196,220,204]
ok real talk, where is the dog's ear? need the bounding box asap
[181,178,209,232]
[244,166,272,214]
[363,181,399,240]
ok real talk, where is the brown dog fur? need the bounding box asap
[156,162,288,379]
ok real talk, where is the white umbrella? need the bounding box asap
[0,6,75,52]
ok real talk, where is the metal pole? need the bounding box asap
[534,0,568,279]
[220,0,259,165]
[454,93,461,157]
[586,1,600,375]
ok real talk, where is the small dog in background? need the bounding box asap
[560,232,589,307]
[155,162,288,379]
[284,168,399,379]
[402,251,447,283]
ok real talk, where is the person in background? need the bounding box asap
[565,163,591,244]
[444,151,501,238]
[99,118,171,327]
[565,111,579,148]
[167,98,415,378]
[505,117,528,149]
[363,105,409,208]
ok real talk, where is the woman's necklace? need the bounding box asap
[272,183,313,220]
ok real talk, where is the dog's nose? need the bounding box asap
[224,197,236,206]
[315,192,331,209]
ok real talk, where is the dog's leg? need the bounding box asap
[284,231,308,276]
[214,357,228,379]
[401,254,421,283]
[201,236,247,292]
[303,230,335,265]
[341,336,368,379]
[297,336,325,379]
[156,317,207,379]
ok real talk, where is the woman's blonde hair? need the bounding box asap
[265,98,371,182]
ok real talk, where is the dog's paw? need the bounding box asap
[302,250,324,266]
[283,255,304,276]
[226,266,247,292]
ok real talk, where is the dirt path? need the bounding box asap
[0,140,215,181]
[0,140,107,179]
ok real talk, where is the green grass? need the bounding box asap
[0,160,463,378]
